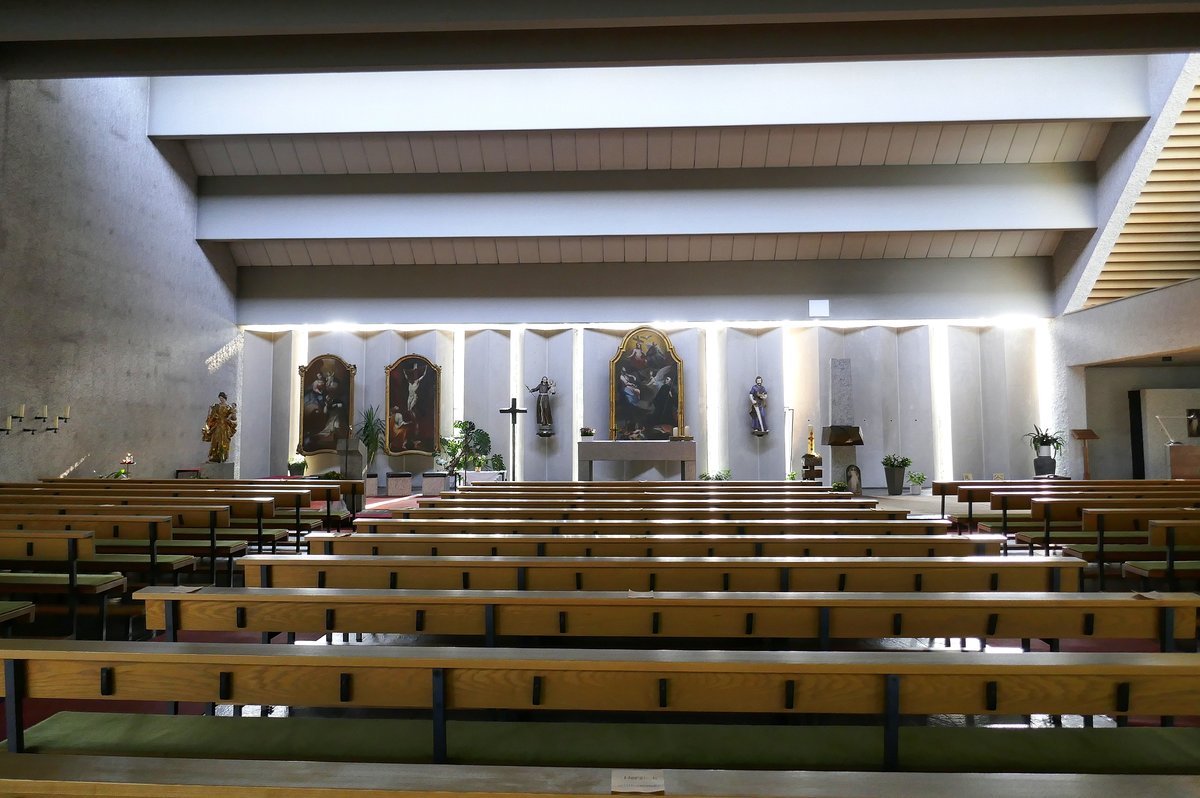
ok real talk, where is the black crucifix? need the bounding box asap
[498,397,527,481]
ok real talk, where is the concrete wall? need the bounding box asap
[0,78,237,481]
[1141,388,1200,479]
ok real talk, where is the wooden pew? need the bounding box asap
[307,531,1005,558]
[6,757,1200,798]
[985,489,1200,534]
[1121,521,1200,590]
[0,600,34,636]
[1030,498,1200,591]
[242,553,1084,592]
[4,640,1200,773]
[934,479,1200,524]
[0,494,246,583]
[0,530,126,638]
[416,497,876,511]
[137,585,1200,652]
[357,517,951,536]
[399,507,910,521]
[53,476,362,522]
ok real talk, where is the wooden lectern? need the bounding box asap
[1071,429,1099,479]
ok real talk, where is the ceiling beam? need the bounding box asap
[5,12,1200,78]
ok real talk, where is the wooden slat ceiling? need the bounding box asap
[183,120,1110,176]
[229,231,1063,267]
[1087,86,1200,307]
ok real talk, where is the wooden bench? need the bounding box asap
[4,640,1200,773]
[0,530,126,638]
[934,479,1200,523]
[357,517,951,536]
[308,531,1005,558]
[241,553,1084,592]
[0,600,34,636]
[50,477,361,521]
[0,504,243,585]
[985,489,1200,535]
[137,585,1200,652]
[1119,521,1200,590]
[418,495,862,510]
[5,758,1200,798]
[399,507,911,521]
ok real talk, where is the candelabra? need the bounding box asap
[3,404,71,435]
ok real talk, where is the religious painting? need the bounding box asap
[1188,409,1199,438]
[609,327,683,441]
[298,354,355,455]
[385,354,440,456]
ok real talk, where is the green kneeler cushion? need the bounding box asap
[9,712,1200,773]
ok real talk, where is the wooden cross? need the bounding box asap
[499,397,527,481]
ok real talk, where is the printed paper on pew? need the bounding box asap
[154,586,205,593]
[611,769,666,794]
[1132,591,1165,600]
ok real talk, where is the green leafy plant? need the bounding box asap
[1023,425,1065,454]
[357,405,387,466]
[320,470,343,479]
[881,453,912,469]
[700,468,732,481]
[437,420,494,474]
[489,453,506,472]
[831,480,849,491]
[907,471,927,486]
[786,471,798,481]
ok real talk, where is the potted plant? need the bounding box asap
[1023,425,1065,476]
[436,420,495,486]
[830,480,849,491]
[907,471,926,495]
[357,405,387,493]
[287,453,307,477]
[881,453,912,496]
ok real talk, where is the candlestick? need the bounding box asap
[37,405,48,420]
[14,404,24,419]
[61,405,71,420]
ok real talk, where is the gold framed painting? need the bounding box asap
[298,354,356,455]
[609,326,683,441]
[385,354,440,456]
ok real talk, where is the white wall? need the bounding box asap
[1141,388,1200,478]
[1083,366,1200,479]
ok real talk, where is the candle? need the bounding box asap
[15,404,24,419]
[38,405,48,420]
[672,427,679,437]
[684,426,691,437]
[46,417,59,431]
[2,416,10,431]
[62,405,70,419]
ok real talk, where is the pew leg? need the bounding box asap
[287,632,296,645]
[168,702,179,716]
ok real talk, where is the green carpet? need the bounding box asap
[9,712,1200,773]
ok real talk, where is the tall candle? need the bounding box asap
[684,425,691,437]
[38,405,48,419]
[62,405,71,419]
[2,416,10,431]
[15,404,24,419]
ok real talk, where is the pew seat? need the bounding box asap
[6,755,1200,798]
[4,641,1200,774]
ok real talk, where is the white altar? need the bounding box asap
[577,440,698,481]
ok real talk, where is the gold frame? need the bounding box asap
[609,326,683,441]
[384,354,441,456]
[298,354,356,455]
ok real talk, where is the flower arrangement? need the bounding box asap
[881,453,912,469]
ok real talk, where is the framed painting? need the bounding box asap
[298,354,355,455]
[1188,409,1199,438]
[385,354,440,456]
[609,327,683,441]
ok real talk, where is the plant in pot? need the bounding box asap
[287,452,307,477]
[1023,425,1065,476]
[436,420,495,487]
[357,405,387,493]
[907,470,926,495]
[881,453,912,496]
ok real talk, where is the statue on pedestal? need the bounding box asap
[526,376,556,437]
[202,392,238,463]
[749,376,769,436]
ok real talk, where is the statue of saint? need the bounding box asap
[202,392,238,463]
[526,376,556,437]
[749,376,768,436]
